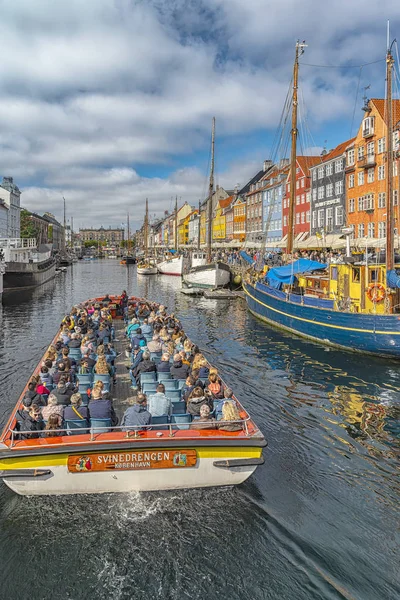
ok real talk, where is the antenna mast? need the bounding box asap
[287,40,307,258]
[144,199,148,259]
[207,117,216,263]
[386,42,395,277]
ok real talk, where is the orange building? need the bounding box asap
[232,196,246,241]
[346,99,400,240]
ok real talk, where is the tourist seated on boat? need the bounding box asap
[170,354,190,380]
[218,401,243,432]
[42,394,64,422]
[141,318,153,336]
[178,350,190,366]
[20,404,44,439]
[186,387,213,417]
[97,323,110,343]
[134,350,157,384]
[63,393,90,426]
[195,358,209,379]
[53,362,68,386]
[131,328,147,348]
[190,404,216,430]
[171,326,182,342]
[159,326,169,341]
[24,380,46,407]
[95,355,112,376]
[137,304,150,319]
[42,414,63,438]
[147,334,162,353]
[157,353,171,373]
[206,369,225,400]
[121,394,151,430]
[147,384,172,417]
[88,381,118,425]
[36,379,51,398]
[162,338,175,356]
[44,347,57,365]
[61,326,71,345]
[189,369,205,389]
[127,318,140,338]
[181,375,196,402]
[61,347,73,371]
[53,378,74,406]
[68,332,82,349]
[183,339,192,358]
[102,294,111,306]
[79,351,96,371]
[39,365,53,387]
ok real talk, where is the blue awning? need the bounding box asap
[240,250,254,264]
[387,269,400,288]
[266,259,327,289]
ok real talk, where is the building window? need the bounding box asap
[283,215,287,226]
[317,187,324,200]
[326,183,333,197]
[306,210,310,223]
[357,223,365,238]
[348,174,355,188]
[367,141,375,155]
[358,171,364,185]
[349,198,355,213]
[296,213,300,225]
[378,165,385,180]
[367,168,374,183]
[326,207,334,231]
[296,195,300,205]
[335,159,343,173]
[301,177,305,188]
[378,221,386,238]
[283,198,286,209]
[296,180,300,190]
[365,194,374,210]
[335,181,343,195]
[347,149,355,166]
[367,222,375,238]
[378,137,386,153]
[306,192,311,202]
[301,212,305,224]
[312,188,317,202]
[312,170,317,181]
[335,206,344,226]
[362,116,375,137]
[318,209,324,228]
[301,194,305,204]
[312,211,317,229]
[394,162,398,177]
[318,167,324,179]
[394,190,399,206]
[358,197,364,211]
[358,146,365,160]
[378,192,386,208]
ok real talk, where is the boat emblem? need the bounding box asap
[76,456,93,472]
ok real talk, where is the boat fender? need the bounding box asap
[213,457,265,469]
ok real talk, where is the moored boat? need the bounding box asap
[183,261,231,288]
[157,255,183,276]
[0,294,265,496]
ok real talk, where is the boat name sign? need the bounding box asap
[68,449,197,472]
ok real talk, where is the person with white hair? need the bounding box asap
[147,334,162,353]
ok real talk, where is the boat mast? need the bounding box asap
[144,198,148,259]
[174,195,178,251]
[386,44,395,274]
[207,117,216,263]
[127,212,130,255]
[287,41,307,258]
[197,199,201,250]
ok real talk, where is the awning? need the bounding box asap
[266,258,327,289]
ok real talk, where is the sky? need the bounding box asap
[1,0,400,232]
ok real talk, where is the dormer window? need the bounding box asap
[362,116,375,138]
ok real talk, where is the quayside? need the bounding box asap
[0,295,266,496]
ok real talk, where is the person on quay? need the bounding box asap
[88,381,118,426]
[64,393,90,427]
[121,394,152,430]
[147,384,172,417]
[42,394,64,423]
[170,353,190,380]
[186,387,212,417]
[190,404,216,430]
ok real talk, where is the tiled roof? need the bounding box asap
[239,169,265,195]
[313,137,356,166]
[219,195,234,209]
[296,156,321,174]
[371,98,400,123]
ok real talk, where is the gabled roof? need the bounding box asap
[311,137,356,167]
[219,195,234,209]
[239,169,265,195]
[371,98,400,123]
[296,156,321,175]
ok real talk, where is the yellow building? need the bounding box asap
[212,196,233,241]
[200,205,207,245]
[178,213,191,245]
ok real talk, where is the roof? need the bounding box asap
[219,195,234,209]
[371,98,400,123]
[311,137,356,167]
[296,156,321,174]
[239,169,265,195]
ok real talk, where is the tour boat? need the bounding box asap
[0,295,265,495]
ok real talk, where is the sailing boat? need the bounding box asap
[243,40,400,358]
[137,199,158,275]
[183,117,231,289]
[157,197,184,275]
[121,213,136,264]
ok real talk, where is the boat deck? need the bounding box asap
[112,320,134,421]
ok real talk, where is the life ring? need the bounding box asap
[367,283,386,303]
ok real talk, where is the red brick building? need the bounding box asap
[282,156,320,239]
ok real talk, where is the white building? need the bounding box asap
[0,201,9,237]
[0,177,21,238]
[188,212,200,245]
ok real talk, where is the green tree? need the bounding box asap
[20,209,39,239]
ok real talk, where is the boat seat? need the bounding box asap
[166,390,181,402]
[171,414,192,430]
[162,380,178,391]
[150,415,169,430]
[77,374,93,386]
[66,419,90,435]
[93,374,110,384]
[90,418,112,433]
[172,401,186,414]
[140,372,157,384]
[177,379,187,389]
[157,372,172,381]
[150,351,162,360]
[80,393,90,406]
[141,383,157,394]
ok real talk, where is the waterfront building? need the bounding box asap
[188,210,200,245]
[232,195,247,242]
[310,139,354,236]
[345,99,400,240]
[0,176,21,238]
[225,201,234,242]
[79,226,124,245]
[212,196,233,242]
[0,200,9,237]
[200,187,230,245]
[42,213,65,251]
[21,210,50,245]
[245,160,273,244]
[282,156,320,241]
[262,162,289,246]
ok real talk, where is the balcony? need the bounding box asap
[358,154,376,168]
[345,162,355,172]
[362,127,374,139]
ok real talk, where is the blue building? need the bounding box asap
[262,162,289,246]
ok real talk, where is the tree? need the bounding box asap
[20,209,39,239]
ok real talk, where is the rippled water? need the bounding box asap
[0,260,399,600]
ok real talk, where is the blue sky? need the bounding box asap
[0,0,398,231]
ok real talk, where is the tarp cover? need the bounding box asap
[240,250,254,264]
[266,259,327,289]
[387,269,400,288]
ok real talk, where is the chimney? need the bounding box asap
[263,160,273,172]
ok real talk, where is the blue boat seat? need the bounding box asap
[157,372,172,381]
[172,401,186,414]
[93,374,110,384]
[77,374,93,386]
[142,383,157,394]
[150,351,162,360]
[166,390,181,402]
[150,415,169,430]
[177,379,187,389]
[80,393,90,406]
[90,418,112,433]
[140,372,157,384]
[162,380,178,391]
[66,419,89,435]
[171,414,192,430]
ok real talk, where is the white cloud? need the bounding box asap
[0,0,397,227]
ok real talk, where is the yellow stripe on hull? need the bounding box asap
[0,446,262,470]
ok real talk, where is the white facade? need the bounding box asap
[188,213,200,245]
[0,177,21,238]
[0,202,9,237]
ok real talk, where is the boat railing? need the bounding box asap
[7,417,255,449]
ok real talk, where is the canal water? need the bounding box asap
[0,260,398,600]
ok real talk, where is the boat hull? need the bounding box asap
[244,281,400,358]
[183,262,231,289]
[157,256,183,276]
[137,266,158,275]
[0,445,262,496]
[3,259,56,290]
